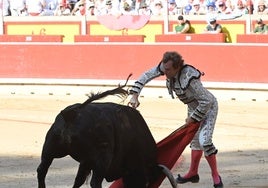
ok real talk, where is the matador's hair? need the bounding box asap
[161,51,184,69]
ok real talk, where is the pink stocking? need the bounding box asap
[205,154,220,184]
[183,150,203,178]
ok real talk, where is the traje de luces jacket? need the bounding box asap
[129,63,217,122]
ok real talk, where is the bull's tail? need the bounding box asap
[81,73,131,108]
[60,74,132,122]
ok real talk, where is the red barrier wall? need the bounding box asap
[0,43,267,83]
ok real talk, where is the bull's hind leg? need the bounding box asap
[90,171,104,188]
[73,162,91,188]
[37,131,68,188]
[37,157,53,188]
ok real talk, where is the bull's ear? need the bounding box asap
[60,109,77,122]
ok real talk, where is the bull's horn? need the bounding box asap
[158,164,177,188]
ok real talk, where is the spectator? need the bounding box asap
[246,0,254,14]
[2,0,11,16]
[138,2,152,15]
[152,0,164,16]
[168,0,178,15]
[147,0,157,13]
[206,1,218,17]
[71,0,87,15]
[233,0,248,15]
[199,0,208,13]
[87,1,96,16]
[253,18,268,34]
[175,0,185,15]
[217,0,233,14]
[72,0,97,16]
[54,1,71,15]
[94,0,107,15]
[68,0,78,10]
[189,0,206,15]
[121,1,135,15]
[255,0,268,14]
[175,15,191,33]
[111,0,120,14]
[9,0,27,16]
[184,3,192,15]
[97,0,120,15]
[25,0,46,16]
[225,0,235,12]
[204,17,223,33]
[43,0,59,15]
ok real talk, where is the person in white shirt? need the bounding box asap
[168,0,178,15]
[25,0,46,16]
[2,0,11,16]
[86,1,96,16]
[9,0,27,16]
[68,0,78,10]
[97,0,120,15]
[189,0,206,15]
[71,0,97,16]
[54,1,71,15]
[43,0,59,15]
[138,2,152,15]
[254,0,268,15]
[233,0,247,15]
[217,0,233,14]
[151,0,164,16]
[71,0,86,15]
[121,1,136,15]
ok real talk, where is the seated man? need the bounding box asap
[253,18,268,34]
[203,17,222,33]
[175,15,191,34]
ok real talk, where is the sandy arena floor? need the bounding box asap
[0,88,267,188]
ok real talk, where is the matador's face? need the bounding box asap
[162,60,180,79]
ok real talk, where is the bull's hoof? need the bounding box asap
[176,174,199,184]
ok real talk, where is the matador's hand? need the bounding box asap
[185,117,197,125]
[128,94,140,109]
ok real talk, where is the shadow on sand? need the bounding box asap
[0,149,267,188]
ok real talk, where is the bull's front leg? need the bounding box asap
[37,158,53,188]
[73,162,91,188]
[90,171,104,188]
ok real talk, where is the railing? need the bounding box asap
[0,35,64,42]
[74,35,146,42]
[237,34,268,43]
[155,33,226,43]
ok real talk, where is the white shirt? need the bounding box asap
[9,0,26,10]
[43,0,59,15]
[26,0,46,13]
[2,0,10,16]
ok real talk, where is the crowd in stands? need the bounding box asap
[1,0,268,17]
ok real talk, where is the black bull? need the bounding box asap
[37,85,177,188]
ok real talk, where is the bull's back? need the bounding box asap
[87,102,156,147]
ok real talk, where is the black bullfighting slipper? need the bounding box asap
[176,174,200,184]
[214,176,224,188]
